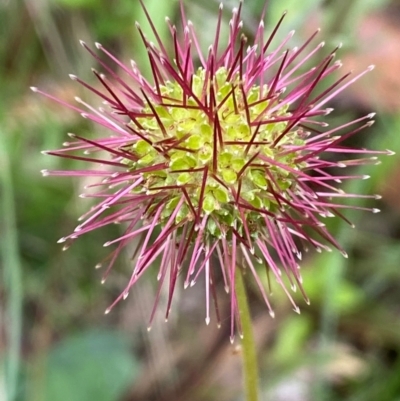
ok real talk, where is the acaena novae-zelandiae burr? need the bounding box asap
[32,0,393,342]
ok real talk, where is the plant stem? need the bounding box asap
[236,267,259,401]
[0,130,23,401]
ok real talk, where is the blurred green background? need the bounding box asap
[1,0,400,400]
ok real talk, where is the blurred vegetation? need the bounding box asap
[1,0,400,400]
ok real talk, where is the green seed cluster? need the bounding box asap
[125,67,306,238]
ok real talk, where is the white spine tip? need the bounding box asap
[205,317,210,325]
[363,175,370,180]
[123,292,129,300]
[57,237,66,243]
[104,308,110,314]
[269,310,275,318]
[375,194,382,200]
[41,169,49,176]
[368,65,375,71]
[95,263,102,269]
[67,133,76,138]
[294,306,301,314]
[230,336,235,344]
[147,326,152,332]
[95,42,102,49]
[103,242,111,247]
[30,86,38,92]
[101,278,106,284]
[69,74,78,80]
[79,40,86,46]
[342,251,348,258]
[372,208,380,213]
[386,149,396,156]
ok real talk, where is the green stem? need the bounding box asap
[0,131,23,401]
[236,267,259,401]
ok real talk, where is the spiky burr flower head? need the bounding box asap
[33,0,392,341]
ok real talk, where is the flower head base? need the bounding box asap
[34,0,392,341]
[131,66,303,240]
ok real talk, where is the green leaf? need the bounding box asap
[273,316,312,364]
[42,330,140,401]
[52,0,98,9]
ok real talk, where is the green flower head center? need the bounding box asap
[126,67,306,239]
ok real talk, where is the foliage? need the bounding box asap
[1,0,400,400]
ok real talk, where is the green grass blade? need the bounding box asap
[0,130,23,401]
